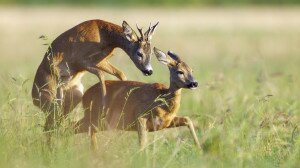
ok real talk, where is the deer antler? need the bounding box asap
[136,24,144,40]
[150,22,159,35]
[144,22,159,41]
[144,22,152,40]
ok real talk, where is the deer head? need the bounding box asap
[153,47,198,89]
[122,21,159,76]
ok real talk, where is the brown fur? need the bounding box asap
[75,48,201,150]
[79,81,172,131]
[32,19,158,144]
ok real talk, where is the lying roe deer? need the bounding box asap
[31,19,159,144]
[75,47,200,149]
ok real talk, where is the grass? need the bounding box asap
[1,6,300,168]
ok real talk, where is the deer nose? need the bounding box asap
[142,69,153,76]
[187,81,198,89]
[148,70,153,75]
[192,81,198,87]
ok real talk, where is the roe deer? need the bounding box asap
[75,47,200,150]
[31,19,159,144]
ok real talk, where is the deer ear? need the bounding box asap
[153,47,171,65]
[122,21,138,42]
[145,22,159,41]
[167,51,182,63]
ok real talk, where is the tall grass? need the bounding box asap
[0,7,300,168]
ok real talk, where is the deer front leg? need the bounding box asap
[137,117,148,149]
[86,67,107,114]
[168,116,201,149]
[97,61,127,81]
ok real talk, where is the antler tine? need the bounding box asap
[136,23,144,40]
[148,22,152,31]
[148,21,159,38]
[152,22,159,31]
[144,22,152,38]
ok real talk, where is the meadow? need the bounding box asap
[0,6,300,168]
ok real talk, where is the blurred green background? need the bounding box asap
[1,0,300,168]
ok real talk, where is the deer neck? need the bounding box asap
[108,28,135,56]
[167,77,183,96]
[166,86,182,98]
[161,82,182,110]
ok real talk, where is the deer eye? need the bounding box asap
[137,51,143,60]
[177,71,184,75]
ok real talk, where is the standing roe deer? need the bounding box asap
[31,19,159,144]
[75,47,200,149]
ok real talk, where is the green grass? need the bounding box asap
[1,7,300,168]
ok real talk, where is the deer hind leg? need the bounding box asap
[168,116,201,149]
[33,86,64,147]
[74,120,98,151]
[44,104,60,147]
[74,112,99,151]
[32,69,67,148]
[137,118,148,149]
[88,106,102,151]
[75,98,102,151]
[74,98,102,133]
